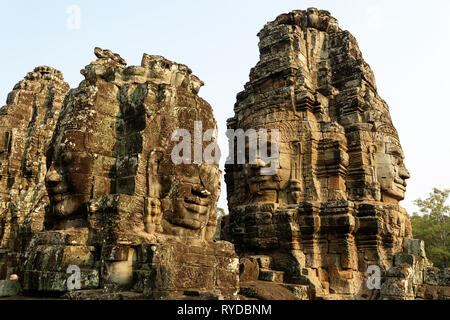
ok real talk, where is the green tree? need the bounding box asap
[411,188,450,268]
[215,208,227,240]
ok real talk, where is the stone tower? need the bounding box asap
[224,9,439,299]
[19,48,238,299]
[0,67,69,279]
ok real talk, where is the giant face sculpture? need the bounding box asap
[156,105,221,238]
[244,159,280,204]
[44,50,221,240]
[374,135,410,202]
[165,163,217,230]
[239,123,303,205]
[44,69,118,228]
[44,119,114,230]
[45,135,94,218]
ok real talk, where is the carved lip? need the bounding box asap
[394,178,407,190]
[49,191,85,203]
[184,195,209,206]
[48,191,69,202]
[184,202,208,215]
[249,176,274,183]
[46,182,67,197]
[182,196,209,215]
[249,176,279,191]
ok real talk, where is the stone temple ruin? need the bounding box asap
[223,8,449,300]
[0,8,448,300]
[0,67,70,279]
[0,48,238,299]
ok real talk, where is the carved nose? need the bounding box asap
[399,166,410,181]
[45,165,62,184]
[249,158,266,169]
[192,185,210,198]
[255,158,266,168]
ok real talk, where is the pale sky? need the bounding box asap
[1,0,449,215]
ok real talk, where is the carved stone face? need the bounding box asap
[45,131,94,218]
[175,164,213,230]
[287,179,302,204]
[242,130,304,205]
[144,198,162,234]
[156,107,221,235]
[375,138,410,201]
[244,159,280,203]
[243,133,282,204]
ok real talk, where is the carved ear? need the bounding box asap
[368,145,378,154]
[204,203,219,241]
[291,140,301,152]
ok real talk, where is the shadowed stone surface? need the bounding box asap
[0,279,21,297]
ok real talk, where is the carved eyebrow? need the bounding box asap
[391,146,402,154]
[385,143,402,154]
[388,148,404,160]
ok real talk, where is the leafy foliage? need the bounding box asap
[411,188,450,268]
[215,208,227,240]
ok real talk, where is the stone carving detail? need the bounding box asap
[0,67,69,279]
[43,50,221,241]
[6,48,237,299]
[224,8,427,299]
[0,10,446,300]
